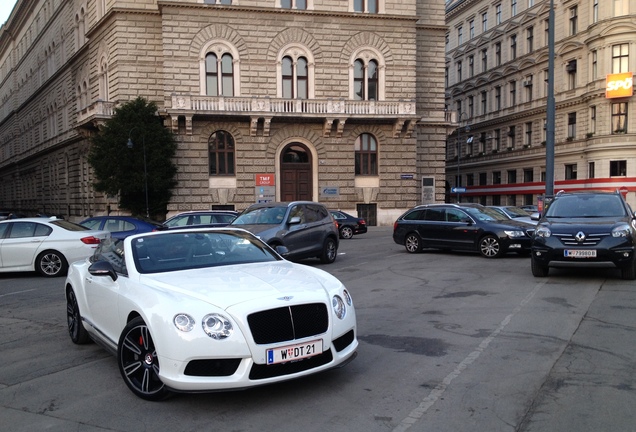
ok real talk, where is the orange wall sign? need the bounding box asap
[255,174,275,186]
[606,72,633,98]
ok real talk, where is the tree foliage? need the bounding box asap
[88,97,178,219]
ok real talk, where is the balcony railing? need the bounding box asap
[76,99,116,127]
[169,95,416,117]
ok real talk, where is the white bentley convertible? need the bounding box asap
[65,228,358,400]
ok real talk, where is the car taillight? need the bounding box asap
[393,221,398,231]
[80,236,102,245]
[360,219,366,225]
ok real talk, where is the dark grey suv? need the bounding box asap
[531,190,636,279]
[230,201,339,263]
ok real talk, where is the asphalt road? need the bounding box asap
[1,227,634,431]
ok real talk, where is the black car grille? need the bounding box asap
[249,349,333,380]
[554,232,609,246]
[332,329,355,352]
[184,358,241,377]
[248,303,329,344]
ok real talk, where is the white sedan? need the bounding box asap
[65,228,358,400]
[0,217,110,276]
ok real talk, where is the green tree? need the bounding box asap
[88,97,177,219]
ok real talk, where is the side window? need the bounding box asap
[306,204,328,223]
[35,223,52,236]
[0,224,8,238]
[9,222,37,238]
[209,130,235,175]
[289,205,306,223]
[446,209,466,222]
[82,219,101,230]
[424,208,445,221]
[94,238,127,275]
[403,210,423,221]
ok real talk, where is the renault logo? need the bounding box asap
[575,231,586,242]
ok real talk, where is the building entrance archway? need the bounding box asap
[280,143,312,201]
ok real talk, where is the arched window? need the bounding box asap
[209,131,235,175]
[353,59,378,101]
[282,55,308,99]
[355,133,377,175]
[206,53,234,96]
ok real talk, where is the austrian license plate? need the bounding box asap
[267,339,323,365]
[564,249,597,258]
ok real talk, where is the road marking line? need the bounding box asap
[393,281,547,432]
[0,289,38,298]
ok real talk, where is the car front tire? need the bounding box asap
[117,317,170,401]
[404,232,422,253]
[66,287,90,344]
[340,226,354,239]
[36,250,68,277]
[320,237,338,264]
[531,254,549,277]
[479,235,502,258]
[620,257,636,280]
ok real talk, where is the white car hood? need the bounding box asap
[137,261,334,310]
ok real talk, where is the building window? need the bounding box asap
[457,61,462,82]
[565,164,577,180]
[496,4,502,24]
[612,44,629,73]
[526,26,533,53]
[508,170,517,184]
[205,53,234,96]
[569,6,577,35]
[469,20,475,39]
[610,161,627,177]
[458,26,463,45]
[588,161,595,179]
[282,55,308,99]
[593,0,599,23]
[445,67,449,87]
[481,49,488,72]
[353,0,378,13]
[468,55,474,77]
[481,91,487,114]
[566,60,576,90]
[544,19,549,46]
[524,168,533,182]
[509,80,516,106]
[355,133,378,175]
[508,125,515,148]
[543,68,549,97]
[524,76,533,101]
[614,0,628,17]
[353,59,378,100]
[590,106,596,134]
[495,42,501,66]
[495,86,501,110]
[281,0,308,9]
[528,0,534,6]
[525,122,532,146]
[482,12,488,32]
[592,50,598,80]
[445,33,449,51]
[479,172,487,185]
[456,100,462,114]
[511,0,517,16]
[493,171,501,184]
[468,96,474,117]
[209,130,235,175]
[510,34,517,60]
[494,129,501,151]
[466,173,474,186]
[567,112,576,139]
[612,102,628,134]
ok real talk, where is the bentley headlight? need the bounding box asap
[202,313,233,339]
[504,230,525,238]
[332,295,346,320]
[535,226,551,238]
[343,289,353,306]
[612,224,631,238]
[173,313,195,332]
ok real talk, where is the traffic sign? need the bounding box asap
[451,187,466,193]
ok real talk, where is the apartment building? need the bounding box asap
[445,0,636,207]
[0,0,449,225]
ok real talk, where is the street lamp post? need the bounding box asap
[127,127,150,219]
[456,112,470,203]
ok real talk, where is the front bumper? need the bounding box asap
[532,238,635,268]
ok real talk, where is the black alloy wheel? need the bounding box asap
[405,232,422,253]
[67,288,90,344]
[531,254,549,277]
[320,238,338,264]
[117,317,170,401]
[479,235,502,258]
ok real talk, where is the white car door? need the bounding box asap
[1,221,48,270]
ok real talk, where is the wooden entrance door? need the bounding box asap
[280,143,312,201]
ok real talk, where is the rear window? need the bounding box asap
[51,220,91,231]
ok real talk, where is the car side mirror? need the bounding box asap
[288,216,301,225]
[88,260,118,281]
[275,245,290,257]
[531,212,541,220]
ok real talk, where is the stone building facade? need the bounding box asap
[0,0,449,225]
[445,0,636,207]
